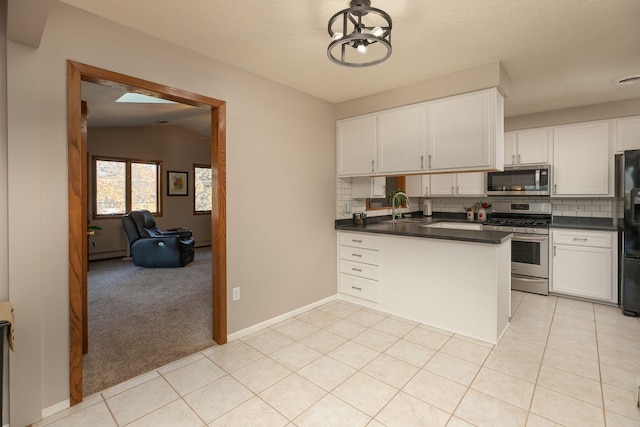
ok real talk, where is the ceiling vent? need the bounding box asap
[613,74,640,86]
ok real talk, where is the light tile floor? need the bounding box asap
[35,292,640,427]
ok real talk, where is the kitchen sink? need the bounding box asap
[382,218,432,224]
[420,222,483,231]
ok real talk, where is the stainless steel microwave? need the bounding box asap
[486,165,551,196]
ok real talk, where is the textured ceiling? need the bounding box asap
[66,0,640,132]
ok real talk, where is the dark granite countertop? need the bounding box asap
[550,217,618,232]
[335,214,512,244]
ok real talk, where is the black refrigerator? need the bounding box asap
[620,150,640,316]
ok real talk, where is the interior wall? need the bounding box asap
[6,3,336,425]
[88,125,212,259]
[505,98,640,130]
[334,61,508,120]
[0,2,8,425]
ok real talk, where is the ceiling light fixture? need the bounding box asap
[327,0,392,67]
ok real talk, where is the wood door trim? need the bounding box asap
[67,60,227,406]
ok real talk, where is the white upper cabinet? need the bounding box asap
[552,121,611,196]
[336,88,504,177]
[405,175,431,197]
[377,104,426,174]
[352,176,386,198]
[429,172,485,197]
[429,174,457,196]
[504,128,550,166]
[614,115,640,153]
[427,88,504,172]
[457,172,486,196]
[337,115,377,176]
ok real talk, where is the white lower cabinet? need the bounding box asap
[338,232,380,303]
[337,231,511,343]
[550,229,617,303]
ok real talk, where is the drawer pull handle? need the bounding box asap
[351,268,362,272]
[351,286,362,291]
[352,239,362,243]
[351,253,362,258]
[573,238,588,242]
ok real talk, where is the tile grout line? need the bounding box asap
[593,302,609,427]
[522,294,558,426]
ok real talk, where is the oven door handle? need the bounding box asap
[512,235,548,242]
[512,275,547,282]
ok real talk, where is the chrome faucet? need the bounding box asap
[391,192,409,224]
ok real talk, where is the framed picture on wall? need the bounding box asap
[167,171,188,196]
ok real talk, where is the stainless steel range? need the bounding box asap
[483,202,552,295]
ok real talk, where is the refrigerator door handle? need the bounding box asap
[632,188,640,226]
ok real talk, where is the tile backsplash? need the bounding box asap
[336,177,612,220]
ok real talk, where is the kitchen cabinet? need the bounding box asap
[352,176,386,198]
[338,232,380,303]
[427,88,504,172]
[377,104,426,174]
[614,115,640,153]
[550,229,617,303]
[504,128,550,166]
[337,231,511,343]
[405,174,430,197]
[429,172,486,197]
[552,121,611,196]
[336,87,504,177]
[337,115,377,176]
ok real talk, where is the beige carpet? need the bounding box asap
[83,247,215,396]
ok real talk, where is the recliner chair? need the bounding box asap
[122,210,195,267]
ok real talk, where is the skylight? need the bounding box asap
[115,92,177,104]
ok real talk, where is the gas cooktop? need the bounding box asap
[485,218,550,227]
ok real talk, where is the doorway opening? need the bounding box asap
[67,60,227,405]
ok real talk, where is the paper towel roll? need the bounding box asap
[423,199,432,217]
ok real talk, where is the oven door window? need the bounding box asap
[512,239,541,265]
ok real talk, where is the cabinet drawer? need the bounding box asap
[339,274,379,303]
[339,232,380,250]
[339,246,380,265]
[339,260,379,281]
[552,230,612,248]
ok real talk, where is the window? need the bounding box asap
[94,157,162,217]
[194,164,212,213]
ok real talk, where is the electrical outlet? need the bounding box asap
[232,287,240,301]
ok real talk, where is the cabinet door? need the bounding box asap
[615,116,640,152]
[377,105,426,174]
[552,244,612,301]
[371,177,386,198]
[456,172,486,196]
[504,132,516,166]
[352,176,386,198]
[427,89,495,171]
[405,175,430,197]
[337,115,377,176]
[516,128,549,164]
[553,121,610,196]
[429,173,456,196]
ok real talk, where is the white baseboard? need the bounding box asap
[227,294,337,342]
[41,399,70,419]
